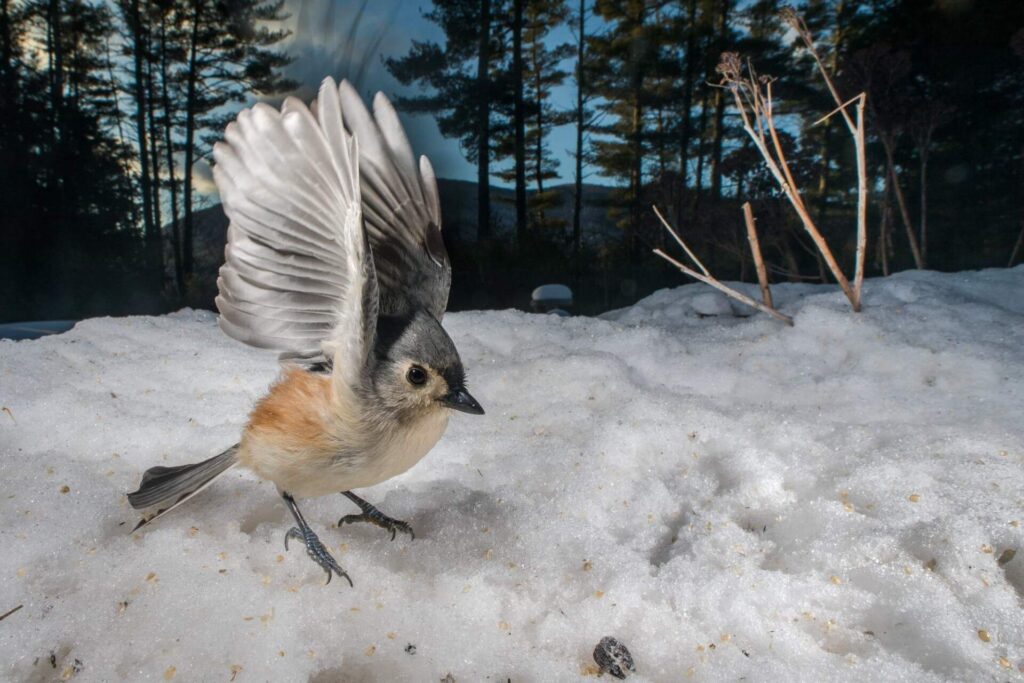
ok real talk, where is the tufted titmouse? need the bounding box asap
[127,77,483,586]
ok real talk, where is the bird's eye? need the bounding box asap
[406,366,428,386]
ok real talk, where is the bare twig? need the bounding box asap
[1010,220,1024,268]
[852,95,868,309]
[652,206,708,276]
[0,605,23,622]
[652,207,794,326]
[717,11,870,313]
[654,250,794,326]
[813,93,866,127]
[719,65,857,308]
[781,8,856,136]
[743,203,773,308]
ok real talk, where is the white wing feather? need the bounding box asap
[214,77,377,390]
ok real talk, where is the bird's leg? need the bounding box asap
[338,491,415,541]
[281,491,352,587]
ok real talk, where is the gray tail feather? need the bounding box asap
[127,445,239,531]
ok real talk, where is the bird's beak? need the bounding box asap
[441,387,484,415]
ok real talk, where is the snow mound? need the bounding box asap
[2,268,1023,681]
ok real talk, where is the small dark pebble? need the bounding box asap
[593,637,635,679]
[405,644,417,655]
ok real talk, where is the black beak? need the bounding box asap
[441,387,485,415]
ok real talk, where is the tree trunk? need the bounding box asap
[813,0,844,230]
[147,54,162,243]
[532,28,545,227]
[476,0,491,240]
[630,92,643,259]
[182,0,200,281]
[709,0,729,202]
[160,11,183,300]
[709,87,724,201]
[46,0,63,162]
[571,0,585,283]
[512,0,526,242]
[678,0,696,194]
[628,3,645,259]
[103,32,140,228]
[128,0,154,242]
[690,80,709,220]
[918,134,930,267]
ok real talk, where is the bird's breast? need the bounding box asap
[335,409,451,491]
[238,368,451,497]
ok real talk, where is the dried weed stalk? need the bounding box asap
[652,206,794,326]
[710,8,868,312]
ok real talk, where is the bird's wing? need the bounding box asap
[337,80,450,319]
[213,77,378,389]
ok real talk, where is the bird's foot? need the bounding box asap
[284,526,353,586]
[339,508,415,541]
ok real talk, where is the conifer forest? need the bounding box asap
[2,0,1023,321]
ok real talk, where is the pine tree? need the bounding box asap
[117,0,162,292]
[588,0,670,257]
[177,0,293,289]
[387,0,508,241]
[2,0,141,320]
[570,0,593,266]
[495,0,571,234]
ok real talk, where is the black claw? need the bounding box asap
[283,525,352,587]
[284,527,301,552]
[339,513,415,541]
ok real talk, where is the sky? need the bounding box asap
[273,0,584,188]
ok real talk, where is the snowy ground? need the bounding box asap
[2,268,1023,682]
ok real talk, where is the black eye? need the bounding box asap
[406,366,427,386]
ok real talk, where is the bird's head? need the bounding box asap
[371,311,484,419]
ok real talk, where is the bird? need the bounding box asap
[127,76,484,586]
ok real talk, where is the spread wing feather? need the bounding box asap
[337,80,450,318]
[213,77,377,389]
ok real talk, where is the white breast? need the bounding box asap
[351,410,451,489]
[239,373,454,498]
[272,409,450,497]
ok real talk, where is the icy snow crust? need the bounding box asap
[2,268,1023,682]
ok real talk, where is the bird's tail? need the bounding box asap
[127,444,239,531]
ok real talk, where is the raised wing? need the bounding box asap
[337,80,450,319]
[213,77,378,389]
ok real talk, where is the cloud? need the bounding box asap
[191,159,218,197]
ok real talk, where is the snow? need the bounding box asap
[2,268,1023,682]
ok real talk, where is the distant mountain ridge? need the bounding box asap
[168,179,622,285]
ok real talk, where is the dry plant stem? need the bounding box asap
[653,205,708,276]
[791,15,868,308]
[1010,220,1024,268]
[852,96,867,310]
[0,604,23,622]
[653,249,794,326]
[652,206,793,326]
[885,144,925,269]
[742,202,773,308]
[791,13,855,136]
[730,80,857,308]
